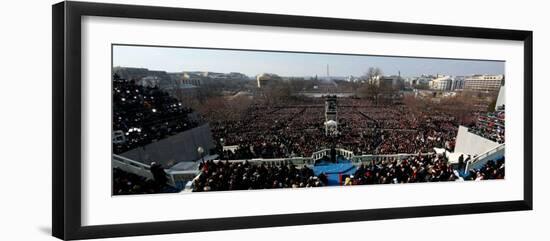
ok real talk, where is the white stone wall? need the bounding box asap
[454,125,500,156]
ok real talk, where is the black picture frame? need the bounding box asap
[52,1,533,240]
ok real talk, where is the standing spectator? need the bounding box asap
[150,162,168,187]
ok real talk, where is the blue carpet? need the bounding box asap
[313,158,356,186]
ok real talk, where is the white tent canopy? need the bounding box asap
[324,120,337,126]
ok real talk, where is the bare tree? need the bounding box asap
[364,67,383,83]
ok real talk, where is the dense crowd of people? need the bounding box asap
[191,155,505,192]
[112,75,200,154]
[463,158,505,181]
[468,107,505,143]
[349,154,457,185]
[205,97,460,159]
[112,167,176,195]
[192,160,325,192]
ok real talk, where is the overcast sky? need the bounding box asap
[113,45,505,78]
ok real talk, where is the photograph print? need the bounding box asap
[111,45,505,195]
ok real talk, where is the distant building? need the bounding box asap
[410,74,435,86]
[113,67,174,89]
[346,75,359,82]
[371,75,404,89]
[464,74,504,92]
[451,76,465,90]
[430,76,453,91]
[181,71,249,86]
[227,72,249,80]
[181,72,205,86]
[256,73,282,88]
[136,76,161,88]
